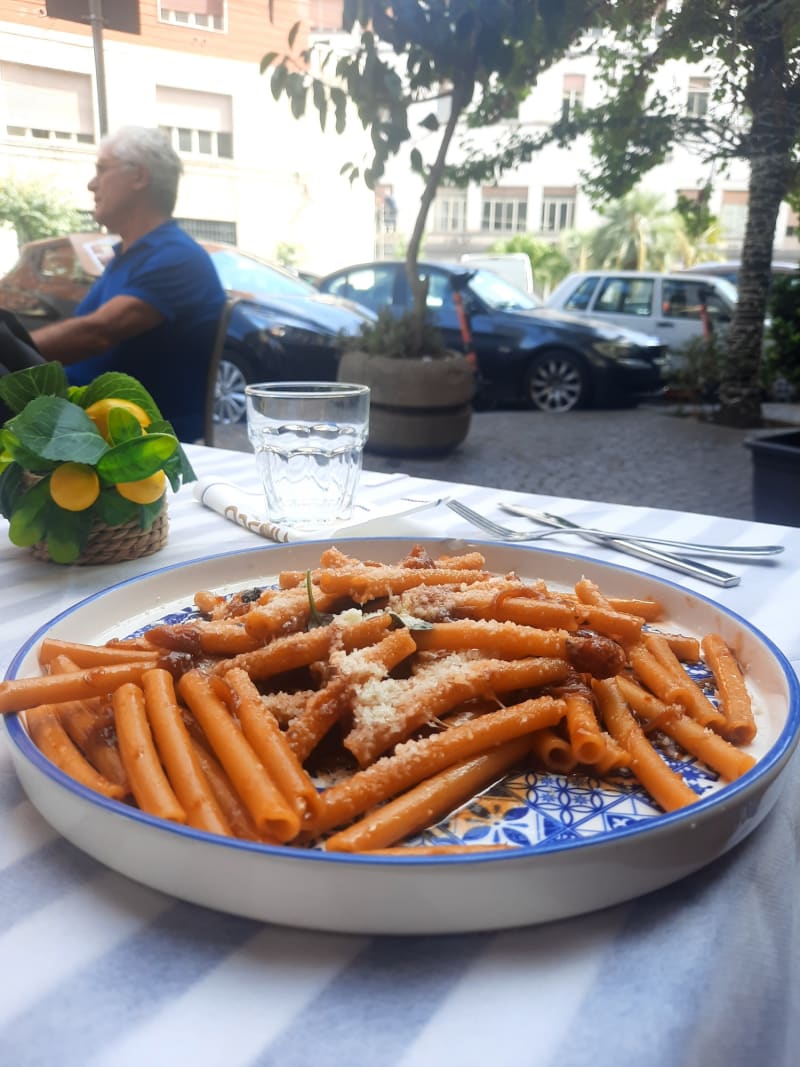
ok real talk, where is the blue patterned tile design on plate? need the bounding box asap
[127,594,727,853]
[418,748,721,850]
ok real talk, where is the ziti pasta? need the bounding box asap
[0,543,758,853]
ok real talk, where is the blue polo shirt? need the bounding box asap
[67,221,226,441]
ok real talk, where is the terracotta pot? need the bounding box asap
[338,350,474,457]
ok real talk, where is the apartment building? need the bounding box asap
[0,0,374,274]
[1,5,797,278]
[380,33,800,268]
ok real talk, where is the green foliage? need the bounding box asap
[589,189,679,271]
[763,272,800,397]
[666,335,727,405]
[0,177,83,245]
[343,308,450,360]
[675,184,716,242]
[487,234,571,292]
[0,364,195,563]
[275,241,300,268]
[0,362,69,414]
[78,372,165,422]
[265,0,601,357]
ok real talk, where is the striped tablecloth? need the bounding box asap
[2,444,798,1067]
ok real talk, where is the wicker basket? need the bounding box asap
[30,504,169,565]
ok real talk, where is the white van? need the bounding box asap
[545,270,737,355]
[459,252,535,295]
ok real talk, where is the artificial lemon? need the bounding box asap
[85,398,151,440]
[49,462,101,512]
[115,469,167,505]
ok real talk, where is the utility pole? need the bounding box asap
[87,0,109,136]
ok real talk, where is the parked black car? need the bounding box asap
[317,260,668,412]
[0,234,375,424]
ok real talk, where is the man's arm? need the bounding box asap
[31,295,164,365]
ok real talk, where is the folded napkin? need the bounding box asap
[193,472,445,542]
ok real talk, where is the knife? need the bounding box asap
[499,504,741,588]
[498,503,784,558]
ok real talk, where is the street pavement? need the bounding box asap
[212,402,800,522]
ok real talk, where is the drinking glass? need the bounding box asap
[245,381,370,530]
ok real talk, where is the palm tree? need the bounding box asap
[589,189,678,271]
[558,228,595,272]
[672,217,724,268]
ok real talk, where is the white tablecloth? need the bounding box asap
[1,444,798,1067]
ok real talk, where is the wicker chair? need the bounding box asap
[203,297,243,446]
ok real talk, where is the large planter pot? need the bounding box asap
[338,350,474,457]
[745,429,800,526]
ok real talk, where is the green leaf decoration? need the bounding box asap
[107,406,145,445]
[1,430,58,473]
[6,397,108,464]
[78,372,164,422]
[139,497,165,530]
[0,363,69,416]
[147,418,175,436]
[96,433,177,483]
[43,507,95,563]
[0,462,23,519]
[7,477,52,546]
[95,487,139,526]
[162,440,196,489]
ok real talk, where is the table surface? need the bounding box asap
[2,443,799,1067]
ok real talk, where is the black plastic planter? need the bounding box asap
[746,430,800,526]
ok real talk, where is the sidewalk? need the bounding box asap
[214,403,799,523]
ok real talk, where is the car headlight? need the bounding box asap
[592,339,637,359]
[261,324,328,346]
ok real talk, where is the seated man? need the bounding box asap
[31,126,226,442]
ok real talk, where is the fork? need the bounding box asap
[446,499,745,588]
[447,500,780,558]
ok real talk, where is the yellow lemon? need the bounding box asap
[85,398,151,440]
[49,462,100,512]
[116,469,167,505]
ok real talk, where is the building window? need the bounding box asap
[177,217,236,244]
[540,187,576,233]
[561,74,585,120]
[481,187,528,232]
[157,86,233,159]
[0,63,94,144]
[308,0,344,32]
[720,189,748,240]
[159,1,225,31]
[687,77,710,118]
[786,210,798,238]
[375,184,398,232]
[433,187,467,232]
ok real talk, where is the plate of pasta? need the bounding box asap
[2,537,798,935]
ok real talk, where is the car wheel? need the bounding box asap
[525,351,589,412]
[214,350,251,424]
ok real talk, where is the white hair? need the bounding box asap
[101,126,183,214]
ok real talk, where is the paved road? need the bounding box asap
[212,404,793,522]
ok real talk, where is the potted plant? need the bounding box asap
[0,363,195,564]
[338,309,474,456]
[263,2,583,454]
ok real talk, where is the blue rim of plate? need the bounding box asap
[5,536,800,867]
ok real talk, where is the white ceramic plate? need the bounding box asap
[4,537,799,935]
